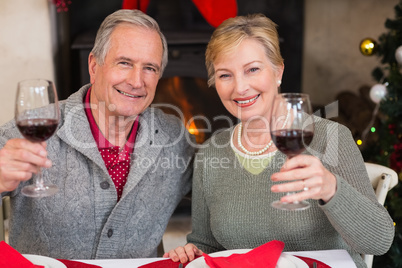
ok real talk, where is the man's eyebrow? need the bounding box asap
[116,56,132,62]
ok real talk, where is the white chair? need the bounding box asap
[363,162,398,268]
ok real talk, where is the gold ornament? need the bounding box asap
[359,38,378,56]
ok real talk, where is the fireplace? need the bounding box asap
[57,0,304,143]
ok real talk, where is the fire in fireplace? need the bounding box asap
[153,77,236,144]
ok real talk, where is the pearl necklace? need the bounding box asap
[237,111,290,156]
[237,123,273,155]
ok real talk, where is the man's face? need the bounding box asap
[88,23,163,119]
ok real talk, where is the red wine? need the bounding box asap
[17,119,58,142]
[271,129,314,157]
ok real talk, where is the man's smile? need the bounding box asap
[116,89,142,98]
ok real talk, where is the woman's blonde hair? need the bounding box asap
[205,14,284,87]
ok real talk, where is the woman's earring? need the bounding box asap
[277,80,282,86]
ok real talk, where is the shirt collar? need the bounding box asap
[84,87,139,154]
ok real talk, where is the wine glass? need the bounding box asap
[270,93,314,211]
[15,79,60,197]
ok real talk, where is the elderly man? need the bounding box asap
[0,9,195,259]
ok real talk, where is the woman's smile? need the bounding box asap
[233,94,260,107]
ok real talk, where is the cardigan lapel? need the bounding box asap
[120,107,170,199]
[56,85,108,174]
[56,85,171,198]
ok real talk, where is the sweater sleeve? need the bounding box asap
[314,120,394,255]
[0,119,24,196]
[186,151,225,253]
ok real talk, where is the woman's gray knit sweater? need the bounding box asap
[187,117,394,268]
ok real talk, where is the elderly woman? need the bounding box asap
[164,14,394,267]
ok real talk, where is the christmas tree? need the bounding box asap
[360,1,402,267]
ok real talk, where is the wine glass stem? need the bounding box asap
[285,192,299,204]
[35,167,46,190]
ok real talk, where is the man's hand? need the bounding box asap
[0,138,52,193]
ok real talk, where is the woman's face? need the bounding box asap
[213,38,284,123]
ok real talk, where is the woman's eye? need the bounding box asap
[119,61,130,66]
[219,74,230,79]
[249,67,259,73]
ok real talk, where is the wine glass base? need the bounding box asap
[21,184,59,198]
[271,200,310,211]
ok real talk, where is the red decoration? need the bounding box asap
[388,123,396,135]
[390,142,402,173]
[191,0,237,27]
[122,0,150,13]
[121,0,237,28]
[50,0,71,12]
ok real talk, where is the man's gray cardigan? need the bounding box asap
[0,84,195,259]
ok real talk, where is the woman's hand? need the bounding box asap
[163,243,204,264]
[270,155,337,203]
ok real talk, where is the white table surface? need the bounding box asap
[77,249,357,268]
